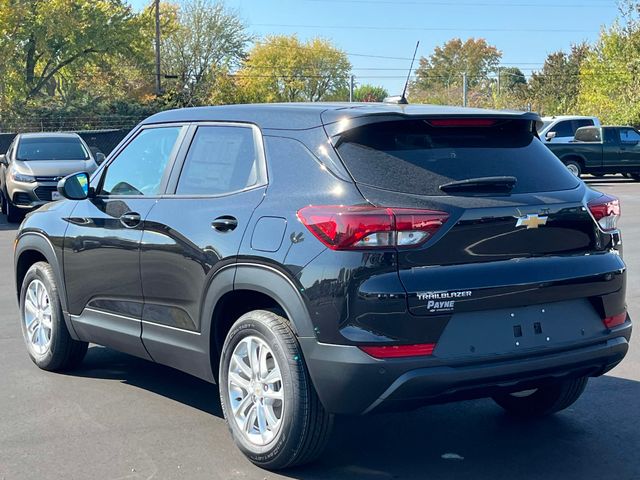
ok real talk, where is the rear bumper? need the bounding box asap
[299,320,632,415]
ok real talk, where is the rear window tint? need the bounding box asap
[17,136,89,161]
[335,119,579,195]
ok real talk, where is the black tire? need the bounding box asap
[219,310,333,470]
[630,173,640,181]
[564,160,582,177]
[19,261,88,371]
[6,196,23,223]
[0,190,6,215]
[492,377,588,417]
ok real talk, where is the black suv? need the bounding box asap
[14,103,632,470]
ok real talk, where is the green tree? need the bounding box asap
[528,43,589,115]
[3,0,146,101]
[238,35,351,102]
[412,38,501,91]
[410,38,501,106]
[578,3,640,124]
[499,67,526,92]
[161,0,252,106]
[353,84,388,102]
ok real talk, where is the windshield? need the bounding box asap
[17,137,90,161]
[335,119,580,196]
[538,120,553,133]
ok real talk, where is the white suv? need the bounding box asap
[538,116,601,143]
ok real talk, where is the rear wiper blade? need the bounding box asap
[439,176,517,193]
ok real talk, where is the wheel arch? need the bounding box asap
[14,232,79,339]
[202,263,316,381]
[560,154,586,167]
[233,264,315,338]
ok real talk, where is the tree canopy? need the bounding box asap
[162,0,251,106]
[237,36,351,103]
[3,1,640,132]
[353,84,388,102]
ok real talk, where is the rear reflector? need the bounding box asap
[588,194,620,231]
[603,311,627,329]
[297,205,449,250]
[359,343,436,359]
[427,118,497,128]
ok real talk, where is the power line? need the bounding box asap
[251,23,597,33]
[305,0,614,7]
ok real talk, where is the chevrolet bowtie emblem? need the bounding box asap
[516,214,548,229]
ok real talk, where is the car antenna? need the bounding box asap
[384,41,419,105]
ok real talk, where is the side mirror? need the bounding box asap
[0,154,7,166]
[545,131,557,141]
[95,152,106,165]
[58,172,90,200]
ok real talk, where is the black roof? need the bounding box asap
[142,102,542,131]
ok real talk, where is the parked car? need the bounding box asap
[546,125,640,179]
[538,115,600,143]
[0,132,99,222]
[13,104,631,470]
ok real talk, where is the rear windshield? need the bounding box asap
[17,136,89,161]
[335,119,579,195]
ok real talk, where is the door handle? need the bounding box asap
[120,212,141,228]
[212,216,238,232]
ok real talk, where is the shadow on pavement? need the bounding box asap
[0,214,19,231]
[70,345,223,418]
[68,346,640,480]
[583,176,638,187]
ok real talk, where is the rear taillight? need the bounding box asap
[297,205,449,250]
[603,311,627,329]
[359,343,436,359]
[588,194,620,231]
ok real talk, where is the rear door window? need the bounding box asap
[335,119,580,196]
[176,125,259,195]
[619,128,640,143]
[572,119,594,132]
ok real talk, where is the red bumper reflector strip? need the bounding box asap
[603,312,627,329]
[359,343,436,359]
[427,118,497,127]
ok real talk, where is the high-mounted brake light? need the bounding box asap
[588,194,620,231]
[427,118,497,128]
[297,205,449,250]
[359,343,436,359]
[603,311,627,329]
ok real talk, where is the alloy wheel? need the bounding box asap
[23,279,53,355]
[227,335,285,447]
[566,163,580,176]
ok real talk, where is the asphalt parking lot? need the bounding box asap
[0,176,638,480]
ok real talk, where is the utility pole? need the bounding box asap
[462,72,468,107]
[349,75,355,102]
[154,0,162,96]
[497,67,501,96]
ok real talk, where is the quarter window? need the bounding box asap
[100,127,182,196]
[619,129,640,143]
[176,126,259,195]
